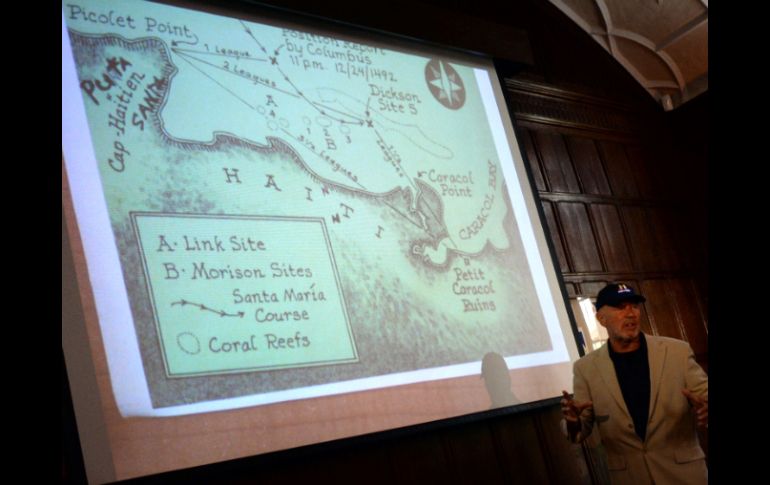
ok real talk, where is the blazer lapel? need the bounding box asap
[592,344,631,419]
[647,335,666,422]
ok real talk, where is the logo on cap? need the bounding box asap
[595,283,646,310]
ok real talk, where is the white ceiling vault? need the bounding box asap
[548,0,708,111]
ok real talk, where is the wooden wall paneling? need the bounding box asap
[619,206,654,271]
[694,277,708,320]
[541,201,572,273]
[566,136,612,196]
[556,202,604,273]
[639,279,685,340]
[488,414,551,484]
[258,453,342,485]
[598,141,640,198]
[624,145,659,200]
[589,204,634,273]
[254,447,366,485]
[649,207,683,272]
[533,131,582,193]
[667,206,706,275]
[516,119,639,145]
[518,128,548,192]
[213,443,395,485]
[326,443,394,484]
[666,279,708,362]
[386,430,454,483]
[533,406,593,485]
[563,282,578,298]
[692,278,707,341]
[441,423,506,484]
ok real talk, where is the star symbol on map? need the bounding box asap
[429,65,460,105]
[424,59,466,110]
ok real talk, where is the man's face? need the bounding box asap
[597,301,641,344]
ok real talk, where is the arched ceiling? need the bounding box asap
[549,0,708,110]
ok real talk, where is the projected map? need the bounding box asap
[63,0,553,410]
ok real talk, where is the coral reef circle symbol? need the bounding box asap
[177,332,201,355]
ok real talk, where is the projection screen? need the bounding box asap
[61,0,582,482]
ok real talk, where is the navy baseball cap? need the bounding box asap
[595,283,646,310]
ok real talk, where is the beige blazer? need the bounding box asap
[571,334,708,485]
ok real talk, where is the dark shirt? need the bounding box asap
[608,332,651,441]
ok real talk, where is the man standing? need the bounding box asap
[561,283,708,484]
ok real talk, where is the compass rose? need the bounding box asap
[425,59,466,110]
